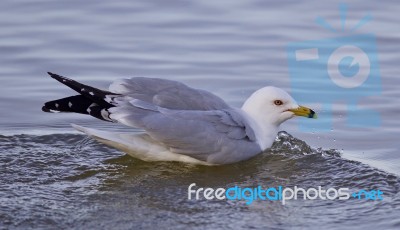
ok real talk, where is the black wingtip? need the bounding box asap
[45,72,118,109]
[47,72,59,78]
[47,72,60,80]
[46,72,75,85]
[42,106,51,112]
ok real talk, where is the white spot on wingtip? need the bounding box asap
[81,88,85,92]
[68,102,73,108]
[101,109,113,121]
[55,103,59,108]
[89,92,94,96]
[87,103,97,114]
[63,80,66,82]
[105,95,114,103]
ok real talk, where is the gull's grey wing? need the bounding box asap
[108,77,230,111]
[108,99,261,164]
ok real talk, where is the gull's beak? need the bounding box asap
[289,106,317,119]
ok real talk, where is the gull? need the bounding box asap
[42,72,316,165]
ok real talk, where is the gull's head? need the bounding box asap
[242,86,317,127]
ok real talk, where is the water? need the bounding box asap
[0,0,399,229]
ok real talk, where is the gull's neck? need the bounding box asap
[241,97,279,150]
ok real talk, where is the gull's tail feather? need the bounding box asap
[71,124,137,151]
[71,124,135,151]
[42,72,119,121]
[71,124,206,164]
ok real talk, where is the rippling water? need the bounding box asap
[1,132,399,229]
[1,0,400,229]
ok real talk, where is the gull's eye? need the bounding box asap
[274,100,283,106]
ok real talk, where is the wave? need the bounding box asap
[0,131,399,229]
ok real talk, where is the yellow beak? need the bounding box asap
[289,106,317,119]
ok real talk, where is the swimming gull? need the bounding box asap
[42,72,316,165]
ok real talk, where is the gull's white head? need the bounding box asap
[241,86,316,147]
[242,86,317,125]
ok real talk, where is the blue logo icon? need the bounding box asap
[287,4,381,131]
